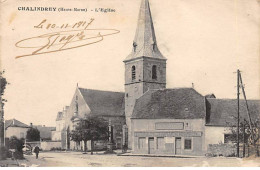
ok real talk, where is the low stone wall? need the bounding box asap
[207,143,236,157]
[41,141,61,151]
[26,141,41,149]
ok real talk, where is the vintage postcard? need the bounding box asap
[0,0,260,167]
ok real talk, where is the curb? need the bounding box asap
[117,153,201,158]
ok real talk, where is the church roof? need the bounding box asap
[124,0,166,62]
[205,98,260,126]
[5,119,30,129]
[78,88,125,117]
[132,88,206,119]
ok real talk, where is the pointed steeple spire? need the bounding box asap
[125,0,166,61]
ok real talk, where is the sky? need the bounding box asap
[1,0,260,126]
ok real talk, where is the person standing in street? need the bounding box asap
[34,146,40,159]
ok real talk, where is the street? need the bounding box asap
[1,151,260,167]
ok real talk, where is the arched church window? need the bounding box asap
[132,66,136,80]
[152,65,157,80]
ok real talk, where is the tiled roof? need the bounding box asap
[5,119,29,128]
[132,88,206,119]
[206,99,260,126]
[78,88,125,116]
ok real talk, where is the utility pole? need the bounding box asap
[243,119,246,158]
[0,97,4,147]
[237,69,240,158]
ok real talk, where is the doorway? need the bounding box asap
[148,137,155,154]
[175,137,181,155]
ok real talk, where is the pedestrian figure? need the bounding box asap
[34,146,40,159]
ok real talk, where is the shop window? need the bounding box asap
[138,137,145,149]
[184,139,192,150]
[157,137,165,149]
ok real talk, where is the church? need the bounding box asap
[52,0,260,156]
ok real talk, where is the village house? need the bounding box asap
[51,106,68,149]
[5,119,30,139]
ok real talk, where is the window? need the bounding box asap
[152,65,157,80]
[133,42,137,52]
[184,139,192,150]
[132,66,136,80]
[157,137,165,149]
[152,41,156,51]
[138,137,145,149]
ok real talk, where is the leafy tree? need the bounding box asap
[70,115,109,154]
[227,118,260,145]
[0,70,9,147]
[9,136,24,159]
[26,128,40,141]
[0,70,8,100]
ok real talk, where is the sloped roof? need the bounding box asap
[33,125,55,140]
[206,99,260,126]
[5,119,30,129]
[205,94,216,99]
[56,111,64,121]
[124,0,166,61]
[132,88,206,119]
[78,88,125,116]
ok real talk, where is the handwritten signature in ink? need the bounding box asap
[15,19,120,59]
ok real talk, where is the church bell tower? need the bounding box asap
[124,0,167,149]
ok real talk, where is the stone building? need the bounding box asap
[64,87,125,150]
[5,119,30,139]
[123,0,166,148]
[125,0,260,155]
[51,107,68,149]
[57,0,260,156]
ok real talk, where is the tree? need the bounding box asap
[9,136,24,159]
[226,117,260,157]
[70,115,109,154]
[227,118,260,145]
[26,128,40,142]
[0,70,9,147]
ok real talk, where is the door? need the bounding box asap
[175,137,181,155]
[148,137,155,154]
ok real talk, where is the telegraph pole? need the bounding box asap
[243,119,246,158]
[237,69,240,158]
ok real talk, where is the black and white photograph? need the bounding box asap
[0,0,259,167]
